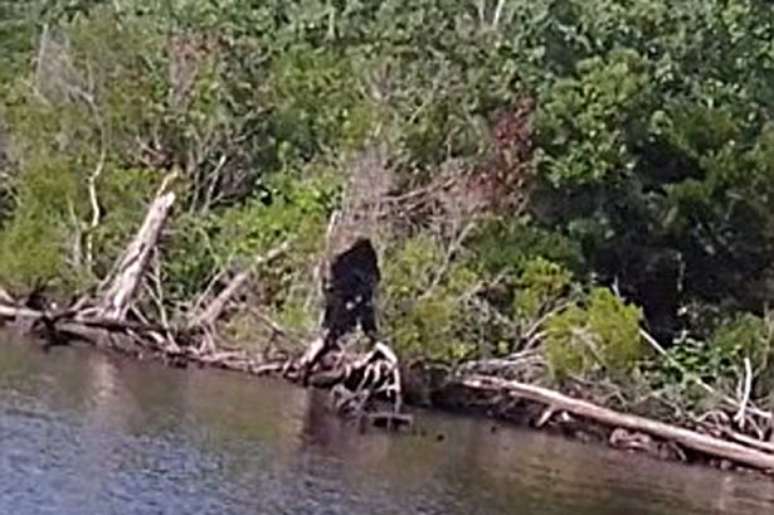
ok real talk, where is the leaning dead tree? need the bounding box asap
[0,175,285,374]
[0,177,178,347]
[98,190,176,321]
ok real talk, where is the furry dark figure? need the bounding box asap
[297,238,381,386]
[322,237,380,344]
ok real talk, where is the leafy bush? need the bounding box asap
[472,218,585,277]
[514,257,573,322]
[656,313,774,387]
[537,48,651,186]
[0,154,82,290]
[382,235,480,361]
[544,287,644,380]
[164,172,340,309]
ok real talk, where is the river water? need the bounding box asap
[1,333,774,515]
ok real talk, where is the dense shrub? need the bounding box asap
[544,287,644,380]
[382,235,480,361]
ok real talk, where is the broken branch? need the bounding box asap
[98,189,176,320]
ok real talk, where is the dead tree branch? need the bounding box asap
[640,328,772,422]
[189,240,291,328]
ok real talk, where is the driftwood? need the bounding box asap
[459,374,774,472]
[0,304,167,334]
[0,304,43,320]
[0,299,288,375]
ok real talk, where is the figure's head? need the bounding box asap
[351,237,376,254]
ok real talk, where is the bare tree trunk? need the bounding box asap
[97,191,176,320]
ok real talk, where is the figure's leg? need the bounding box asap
[359,299,379,342]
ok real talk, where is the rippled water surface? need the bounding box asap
[2,332,774,514]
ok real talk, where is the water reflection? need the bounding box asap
[2,331,774,515]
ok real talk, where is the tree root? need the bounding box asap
[290,337,410,431]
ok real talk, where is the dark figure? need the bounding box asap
[23,279,50,311]
[296,237,382,387]
[322,237,381,344]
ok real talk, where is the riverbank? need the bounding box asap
[2,313,773,478]
[1,166,772,478]
[5,0,774,489]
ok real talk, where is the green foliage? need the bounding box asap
[267,49,373,160]
[537,48,651,186]
[545,288,644,380]
[0,210,68,291]
[658,313,774,386]
[3,0,774,395]
[514,257,572,321]
[382,235,480,362]
[0,7,171,290]
[164,172,340,305]
[472,218,585,276]
[0,155,82,290]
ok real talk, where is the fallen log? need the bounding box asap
[0,304,42,320]
[0,304,170,334]
[458,374,774,472]
[0,300,289,373]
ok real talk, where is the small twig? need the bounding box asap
[84,101,107,272]
[143,251,169,328]
[247,307,304,345]
[65,198,83,270]
[0,286,15,305]
[536,406,556,428]
[492,0,506,29]
[201,153,228,213]
[305,209,340,312]
[522,300,574,349]
[423,220,477,299]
